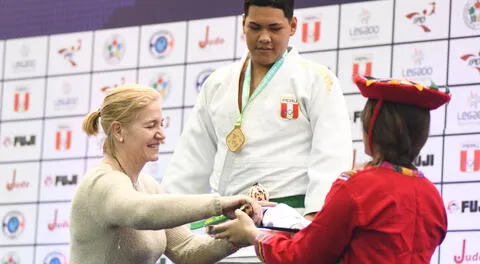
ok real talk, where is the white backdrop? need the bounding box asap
[0,0,479,263]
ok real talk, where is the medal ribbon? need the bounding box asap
[234,51,288,127]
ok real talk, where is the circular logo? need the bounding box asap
[2,211,25,238]
[44,176,54,187]
[150,73,171,101]
[464,0,480,29]
[447,200,459,214]
[2,252,21,264]
[43,252,67,264]
[196,69,215,93]
[149,31,174,58]
[103,34,126,65]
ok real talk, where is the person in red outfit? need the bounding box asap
[209,75,450,264]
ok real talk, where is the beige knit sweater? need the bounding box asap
[69,161,236,264]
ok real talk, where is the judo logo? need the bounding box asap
[280,96,299,120]
[198,25,224,49]
[150,73,171,101]
[55,127,72,151]
[150,31,174,58]
[1,252,20,264]
[460,51,480,72]
[405,2,436,32]
[57,39,82,66]
[13,86,30,113]
[43,252,67,264]
[352,54,373,80]
[103,34,125,65]
[301,15,321,43]
[196,69,215,93]
[2,211,25,238]
[463,0,480,29]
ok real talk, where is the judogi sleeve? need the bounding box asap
[162,75,218,194]
[255,179,357,264]
[305,67,353,214]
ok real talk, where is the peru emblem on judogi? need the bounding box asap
[280,96,299,120]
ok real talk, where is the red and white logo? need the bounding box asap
[352,54,373,80]
[47,209,69,231]
[453,239,479,264]
[55,128,72,151]
[5,169,29,191]
[460,148,480,172]
[13,88,30,112]
[198,26,224,49]
[280,96,299,120]
[405,2,436,32]
[57,39,82,67]
[460,52,480,72]
[302,16,321,43]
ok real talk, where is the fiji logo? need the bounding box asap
[406,2,436,32]
[2,211,25,238]
[103,34,125,65]
[57,39,82,67]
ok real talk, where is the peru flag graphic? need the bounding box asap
[460,149,480,172]
[280,97,299,120]
[352,60,372,78]
[55,130,72,151]
[302,20,321,43]
[13,91,30,112]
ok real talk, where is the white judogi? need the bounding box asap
[163,47,353,263]
[164,47,352,215]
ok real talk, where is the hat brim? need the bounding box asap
[353,75,451,110]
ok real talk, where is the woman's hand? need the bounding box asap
[219,195,264,225]
[208,209,262,247]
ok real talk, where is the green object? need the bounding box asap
[190,194,306,230]
[270,194,305,208]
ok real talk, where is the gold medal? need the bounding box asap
[226,126,245,152]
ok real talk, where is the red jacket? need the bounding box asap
[255,162,447,264]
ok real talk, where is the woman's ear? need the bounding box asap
[111,121,124,143]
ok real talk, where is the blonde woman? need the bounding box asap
[69,84,262,264]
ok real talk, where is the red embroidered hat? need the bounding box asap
[353,75,451,110]
[353,74,451,152]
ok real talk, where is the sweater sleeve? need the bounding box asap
[87,170,222,230]
[164,225,237,264]
[255,180,357,264]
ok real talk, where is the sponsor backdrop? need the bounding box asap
[1,0,480,263]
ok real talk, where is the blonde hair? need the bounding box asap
[82,84,160,155]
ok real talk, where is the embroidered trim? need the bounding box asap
[380,161,424,178]
[255,232,271,262]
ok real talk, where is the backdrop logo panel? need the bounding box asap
[4,36,48,79]
[0,1,479,263]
